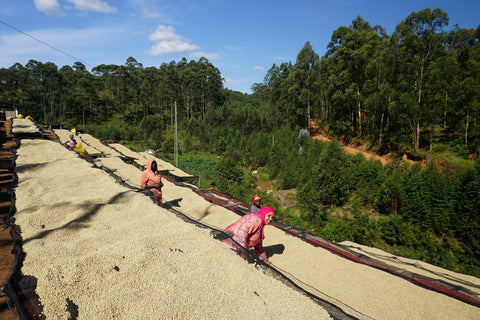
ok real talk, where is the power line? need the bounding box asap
[0,19,93,68]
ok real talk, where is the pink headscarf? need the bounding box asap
[254,206,275,239]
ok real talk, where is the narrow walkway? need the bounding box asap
[0,120,18,320]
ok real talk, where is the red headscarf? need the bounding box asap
[254,206,275,239]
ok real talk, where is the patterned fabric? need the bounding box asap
[224,213,267,260]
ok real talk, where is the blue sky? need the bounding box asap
[0,1,479,93]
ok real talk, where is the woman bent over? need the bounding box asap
[223,206,275,264]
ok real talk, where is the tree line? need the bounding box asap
[1,8,478,158]
[0,56,224,130]
[1,8,479,276]
[252,8,480,157]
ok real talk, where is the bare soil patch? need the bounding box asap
[309,120,391,165]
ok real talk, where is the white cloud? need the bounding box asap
[148,25,181,42]
[34,0,117,14]
[147,25,200,56]
[141,8,162,19]
[34,0,63,15]
[189,52,220,61]
[147,40,200,55]
[254,66,265,72]
[67,0,117,13]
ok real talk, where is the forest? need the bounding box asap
[1,8,479,277]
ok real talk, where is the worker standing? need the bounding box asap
[140,158,164,206]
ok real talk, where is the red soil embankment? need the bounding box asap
[309,121,390,165]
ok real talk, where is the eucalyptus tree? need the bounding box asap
[323,16,388,139]
[22,60,60,124]
[58,65,75,123]
[257,61,293,126]
[391,8,449,153]
[286,41,319,129]
[124,57,143,123]
[180,59,197,121]
[92,63,121,121]
[361,25,395,144]
[75,63,98,127]
[0,63,27,107]
[22,60,43,119]
[42,62,61,124]
[200,58,224,118]
[178,57,224,121]
[0,68,11,100]
[424,54,460,149]
[449,26,480,150]
[156,62,174,121]
[162,60,182,130]
[139,66,161,116]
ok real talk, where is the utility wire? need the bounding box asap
[0,19,92,68]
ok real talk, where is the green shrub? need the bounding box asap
[320,218,354,242]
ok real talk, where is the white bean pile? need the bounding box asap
[11,119,480,320]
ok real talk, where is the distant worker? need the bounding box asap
[223,206,276,264]
[140,158,164,206]
[250,195,261,213]
[66,134,77,150]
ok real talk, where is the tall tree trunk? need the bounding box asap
[50,99,54,126]
[186,95,190,121]
[357,89,362,137]
[415,119,420,154]
[42,94,46,124]
[429,122,434,151]
[308,98,311,133]
[379,95,390,145]
[465,107,469,148]
[444,90,447,129]
[202,91,205,120]
[379,110,384,145]
[416,82,422,154]
[414,54,427,154]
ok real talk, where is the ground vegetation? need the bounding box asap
[1,8,479,276]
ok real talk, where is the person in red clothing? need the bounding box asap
[140,158,164,206]
[223,206,276,264]
[250,194,261,213]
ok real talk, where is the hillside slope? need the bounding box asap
[4,118,480,320]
